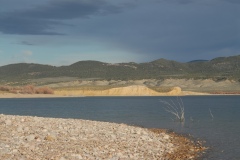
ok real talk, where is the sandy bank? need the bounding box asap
[54,85,208,97]
[0,114,204,160]
[0,85,210,98]
[0,93,67,98]
[46,78,240,93]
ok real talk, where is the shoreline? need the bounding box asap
[0,94,239,99]
[0,92,239,98]
[0,93,71,99]
[1,85,240,98]
[0,114,206,159]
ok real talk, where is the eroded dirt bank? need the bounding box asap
[54,85,207,96]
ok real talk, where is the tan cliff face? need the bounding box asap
[54,85,183,96]
[46,78,240,94]
[0,84,209,98]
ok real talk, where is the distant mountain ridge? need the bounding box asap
[0,55,239,83]
[188,60,208,63]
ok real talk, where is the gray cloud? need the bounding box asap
[154,0,195,5]
[0,16,63,35]
[18,0,121,20]
[72,0,240,62]
[0,0,239,63]
[18,41,35,46]
[0,0,122,35]
[223,0,240,4]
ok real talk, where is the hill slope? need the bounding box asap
[0,55,239,83]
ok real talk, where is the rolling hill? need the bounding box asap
[0,55,239,85]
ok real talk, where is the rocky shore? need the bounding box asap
[0,115,205,160]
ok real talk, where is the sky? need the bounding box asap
[0,0,239,66]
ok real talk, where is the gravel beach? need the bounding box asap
[0,114,205,160]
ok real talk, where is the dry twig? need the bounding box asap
[160,97,185,122]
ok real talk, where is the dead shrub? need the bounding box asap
[9,90,18,94]
[20,85,35,94]
[35,87,54,94]
[0,85,54,94]
[160,97,185,123]
[0,86,12,91]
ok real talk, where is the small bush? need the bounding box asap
[35,87,54,94]
[20,85,35,94]
[9,90,18,94]
[0,86,12,91]
[0,85,54,94]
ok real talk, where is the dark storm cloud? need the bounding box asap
[17,0,121,19]
[223,0,240,4]
[0,0,122,35]
[155,0,195,5]
[158,0,240,5]
[78,0,239,61]
[0,16,63,35]
[18,41,35,46]
[0,0,239,63]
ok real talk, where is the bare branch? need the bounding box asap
[160,97,185,122]
[209,108,214,120]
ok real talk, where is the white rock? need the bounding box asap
[110,148,115,152]
[5,145,10,148]
[23,127,29,131]
[136,130,141,135]
[163,135,170,140]
[12,149,18,153]
[109,156,119,160]
[5,119,12,125]
[111,134,116,139]
[29,144,35,151]
[71,154,83,159]
[69,137,77,141]
[141,135,149,141]
[26,134,35,141]
[117,152,124,157]
[142,130,148,135]
[17,126,23,132]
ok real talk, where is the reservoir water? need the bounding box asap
[0,96,239,159]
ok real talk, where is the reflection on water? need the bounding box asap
[0,96,239,160]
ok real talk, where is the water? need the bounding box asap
[0,96,239,159]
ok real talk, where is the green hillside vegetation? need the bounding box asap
[0,55,239,85]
